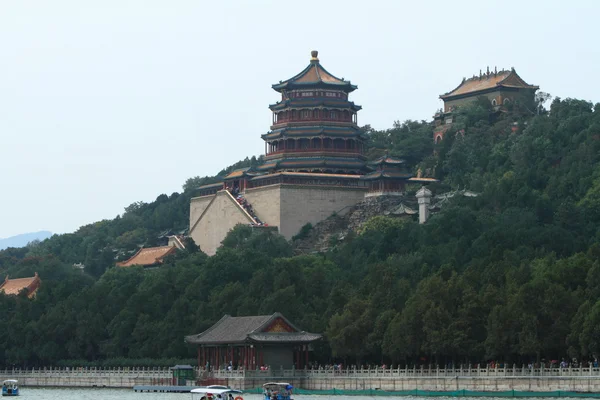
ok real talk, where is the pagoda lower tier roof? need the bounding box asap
[269,98,362,112]
[255,156,366,171]
[361,171,413,180]
[249,171,363,181]
[262,125,363,140]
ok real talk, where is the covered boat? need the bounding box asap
[191,387,243,400]
[263,382,293,400]
[1,380,18,397]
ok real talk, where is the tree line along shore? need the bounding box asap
[1,98,600,368]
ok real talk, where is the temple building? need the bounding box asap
[363,155,412,197]
[189,51,413,255]
[0,272,41,298]
[184,313,321,370]
[433,67,539,142]
[116,245,177,268]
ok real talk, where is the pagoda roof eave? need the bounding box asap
[272,81,357,93]
[269,100,362,112]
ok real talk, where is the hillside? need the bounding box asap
[0,97,599,367]
[0,231,52,250]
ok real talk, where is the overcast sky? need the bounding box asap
[0,0,598,239]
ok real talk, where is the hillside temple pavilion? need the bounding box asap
[185,313,322,370]
[433,67,539,143]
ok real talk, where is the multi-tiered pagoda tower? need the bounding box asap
[189,51,413,255]
[257,50,366,175]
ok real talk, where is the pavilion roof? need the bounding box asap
[0,273,41,298]
[361,171,413,181]
[368,155,406,167]
[440,68,538,100]
[116,246,177,267]
[272,51,357,93]
[223,167,261,181]
[184,313,322,345]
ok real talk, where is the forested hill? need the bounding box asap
[1,97,600,368]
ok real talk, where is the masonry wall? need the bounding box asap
[189,195,214,231]
[244,185,281,228]
[189,191,253,256]
[279,185,366,239]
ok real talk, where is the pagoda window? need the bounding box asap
[343,110,349,121]
[313,109,319,119]
[323,138,332,149]
[333,138,344,149]
[299,139,310,149]
[301,110,310,119]
[330,111,337,120]
[292,110,297,120]
[323,109,329,119]
[311,138,320,149]
[491,99,497,106]
[503,98,511,105]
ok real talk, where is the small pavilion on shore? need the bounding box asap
[184,313,322,370]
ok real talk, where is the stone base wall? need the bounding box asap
[279,185,366,239]
[216,376,600,392]
[189,184,367,254]
[189,191,253,255]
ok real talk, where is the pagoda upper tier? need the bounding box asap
[262,51,366,174]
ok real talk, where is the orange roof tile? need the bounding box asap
[116,246,177,267]
[0,273,41,298]
[441,69,538,99]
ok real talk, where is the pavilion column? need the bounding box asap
[197,347,201,369]
[305,345,309,369]
[260,346,264,367]
[295,347,300,369]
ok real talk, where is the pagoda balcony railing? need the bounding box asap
[271,119,357,128]
[266,148,363,156]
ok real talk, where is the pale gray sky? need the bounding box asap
[0,0,598,238]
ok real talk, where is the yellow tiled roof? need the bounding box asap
[116,246,176,267]
[441,69,538,99]
[0,273,41,298]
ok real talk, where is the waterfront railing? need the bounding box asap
[212,365,600,379]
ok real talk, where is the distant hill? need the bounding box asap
[0,231,52,250]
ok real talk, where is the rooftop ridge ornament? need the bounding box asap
[310,50,319,62]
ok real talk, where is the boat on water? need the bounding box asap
[1,380,18,397]
[191,386,243,400]
[263,382,294,400]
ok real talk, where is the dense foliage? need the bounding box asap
[1,98,600,367]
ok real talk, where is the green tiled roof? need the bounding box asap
[269,99,362,112]
[361,171,413,181]
[262,125,363,140]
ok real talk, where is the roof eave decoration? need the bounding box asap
[272,50,357,93]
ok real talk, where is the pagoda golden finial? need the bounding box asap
[310,50,319,62]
